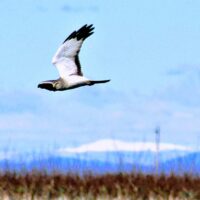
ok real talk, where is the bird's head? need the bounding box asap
[53,81,63,90]
[38,79,63,91]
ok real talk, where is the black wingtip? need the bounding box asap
[63,24,95,43]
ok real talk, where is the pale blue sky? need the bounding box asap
[1,0,200,153]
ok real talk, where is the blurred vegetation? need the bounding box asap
[0,171,199,199]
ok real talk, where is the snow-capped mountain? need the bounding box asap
[57,139,192,153]
[56,139,193,165]
[0,139,198,174]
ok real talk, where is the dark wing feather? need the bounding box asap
[75,55,83,76]
[63,24,94,43]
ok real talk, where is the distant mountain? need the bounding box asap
[0,139,198,174]
[159,152,200,174]
[56,139,193,166]
[0,156,142,174]
[1,152,200,175]
[57,139,192,153]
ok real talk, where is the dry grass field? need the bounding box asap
[0,171,199,199]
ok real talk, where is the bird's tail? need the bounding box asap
[88,79,110,85]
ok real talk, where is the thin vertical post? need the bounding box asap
[155,126,160,174]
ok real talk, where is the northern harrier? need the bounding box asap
[38,24,110,91]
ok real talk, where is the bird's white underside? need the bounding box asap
[65,75,89,86]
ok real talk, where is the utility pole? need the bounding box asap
[155,126,160,174]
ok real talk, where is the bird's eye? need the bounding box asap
[54,82,60,89]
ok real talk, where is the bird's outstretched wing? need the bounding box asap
[52,24,94,78]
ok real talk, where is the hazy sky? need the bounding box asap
[1,0,200,153]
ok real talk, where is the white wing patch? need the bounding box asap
[52,39,83,77]
[54,57,78,78]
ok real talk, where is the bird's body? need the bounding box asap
[38,24,110,91]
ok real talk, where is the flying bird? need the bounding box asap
[38,24,110,91]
